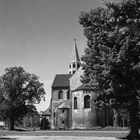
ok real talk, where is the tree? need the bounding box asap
[79,0,140,139]
[22,105,40,129]
[40,116,50,130]
[0,66,45,130]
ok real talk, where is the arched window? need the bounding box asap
[84,95,90,108]
[67,90,70,99]
[58,90,63,99]
[74,97,77,109]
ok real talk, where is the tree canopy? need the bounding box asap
[0,66,45,130]
[79,0,140,139]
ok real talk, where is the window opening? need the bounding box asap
[74,97,77,109]
[67,90,70,99]
[53,113,55,118]
[62,109,65,113]
[58,90,63,99]
[77,63,80,68]
[84,95,90,108]
[62,120,65,125]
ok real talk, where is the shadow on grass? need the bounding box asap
[119,135,140,140]
[0,138,17,140]
[13,128,28,131]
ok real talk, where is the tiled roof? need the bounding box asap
[40,105,51,116]
[73,84,95,91]
[58,100,70,109]
[52,74,71,89]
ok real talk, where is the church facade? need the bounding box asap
[50,40,113,129]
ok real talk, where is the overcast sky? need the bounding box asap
[0,0,107,111]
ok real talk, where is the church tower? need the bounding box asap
[68,39,80,74]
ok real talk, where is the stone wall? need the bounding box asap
[71,89,113,129]
[70,67,83,91]
[57,108,69,129]
[52,89,69,101]
[51,88,70,129]
[71,90,98,129]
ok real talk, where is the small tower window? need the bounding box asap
[73,63,76,68]
[74,97,77,109]
[58,90,63,99]
[84,95,90,108]
[69,64,71,69]
[77,63,80,68]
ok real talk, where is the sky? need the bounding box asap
[0,0,108,112]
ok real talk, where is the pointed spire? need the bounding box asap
[68,39,81,74]
[70,39,80,63]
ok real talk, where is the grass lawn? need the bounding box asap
[0,127,129,139]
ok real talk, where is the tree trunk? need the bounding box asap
[128,107,140,139]
[9,116,15,130]
[122,115,125,127]
[106,108,109,126]
[113,109,118,127]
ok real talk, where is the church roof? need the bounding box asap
[52,74,71,89]
[40,105,51,116]
[58,100,70,109]
[69,39,80,63]
[73,84,95,91]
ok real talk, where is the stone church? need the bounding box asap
[50,39,113,129]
